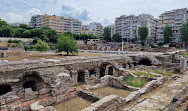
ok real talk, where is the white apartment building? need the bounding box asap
[88,22,103,37]
[30,15,44,29]
[108,24,116,38]
[115,14,157,43]
[157,8,188,43]
[69,17,82,34]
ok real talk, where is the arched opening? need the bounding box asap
[133,62,137,66]
[122,64,127,68]
[23,81,37,91]
[89,69,96,77]
[108,67,113,75]
[0,85,12,95]
[138,58,152,66]
[100,68,105,78]
[77,71,85,83]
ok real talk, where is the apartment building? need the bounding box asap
[69,17,82,34]
[81,25,97,36]
[30,14,82,34]
[30,15,44,29]
[157,8,188,43]
[88,22,103,37]
[108,24,116,38]
[41,15,64,33]
[62,17,72,33]
[115,14,156,43]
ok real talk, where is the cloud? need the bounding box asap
[3,8,42,24]
[5,13,28,23]
[61,4,91,21]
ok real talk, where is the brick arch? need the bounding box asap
[21,71,48,92]
[138,57,152,66]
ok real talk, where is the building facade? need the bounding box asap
[30,14,82,34]
[157,8,188,43]
[88,22,103,37]
[30,15,44,29]
[41,15,64,33]
[115,14,156,43]
[108,24,116,38]
[69,17,82,34]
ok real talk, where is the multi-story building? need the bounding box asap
[81,25,97,36]
[108,24,116,38]
[41,15,64,33]
[157,8,188,43]
[69,17,82,34]
[30,15,44,29]
[115,14,156,43]
[30,14,82,34]
[88,22,103,37]
[62,17,72,33]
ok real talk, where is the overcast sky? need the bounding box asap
[0,0,188,26]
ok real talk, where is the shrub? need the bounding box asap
[149,43,156,48]
[123,75,148,88]
[34,39,50,52]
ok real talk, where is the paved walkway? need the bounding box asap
[123,72,188,111]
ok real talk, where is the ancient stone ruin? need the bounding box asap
[0,50,186,111]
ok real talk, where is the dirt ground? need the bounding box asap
[53,97,92,111]
[0,51,108,61]
[91,86,132,98]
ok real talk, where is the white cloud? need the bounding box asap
[5,13,28,23]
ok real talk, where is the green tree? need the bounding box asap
[112,33,121,42]
[181,22,188,46]
[133,30,138,42]
[14,28,26,37]
[34,39,50,51]
[163,25,172,44]
[56,35,78,55]
[138,26,148,45]
[22,30,31,38]
[0,19,8,27]
[0,25,14,37]
[103,27,111,42]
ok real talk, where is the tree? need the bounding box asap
[138,26,148,45]
[181,22,188,46]
[34,39,50,52]
[112,33,121,42]
[14,28,26,37]
[133,30,138,42]
[103,27,111,42]
[0,25,14,37]
[56,35,78,55]
[163,25,172,44]
[0,20,8,27]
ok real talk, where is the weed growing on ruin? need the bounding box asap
[123,75,148,88]
[134,72,156,77]
[180,52,188,58]
[148,68,173,76]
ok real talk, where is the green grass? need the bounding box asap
[180,52,188,58]
[75,82,84,87]
[134,72,156,77]
[147,68,173,77]
[123,75,149,88]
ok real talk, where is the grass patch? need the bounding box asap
[75,82,84,87]
[134,72,156,77]
[147,68,173,77]
[180,52,188,58]
[123,75,149,88]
